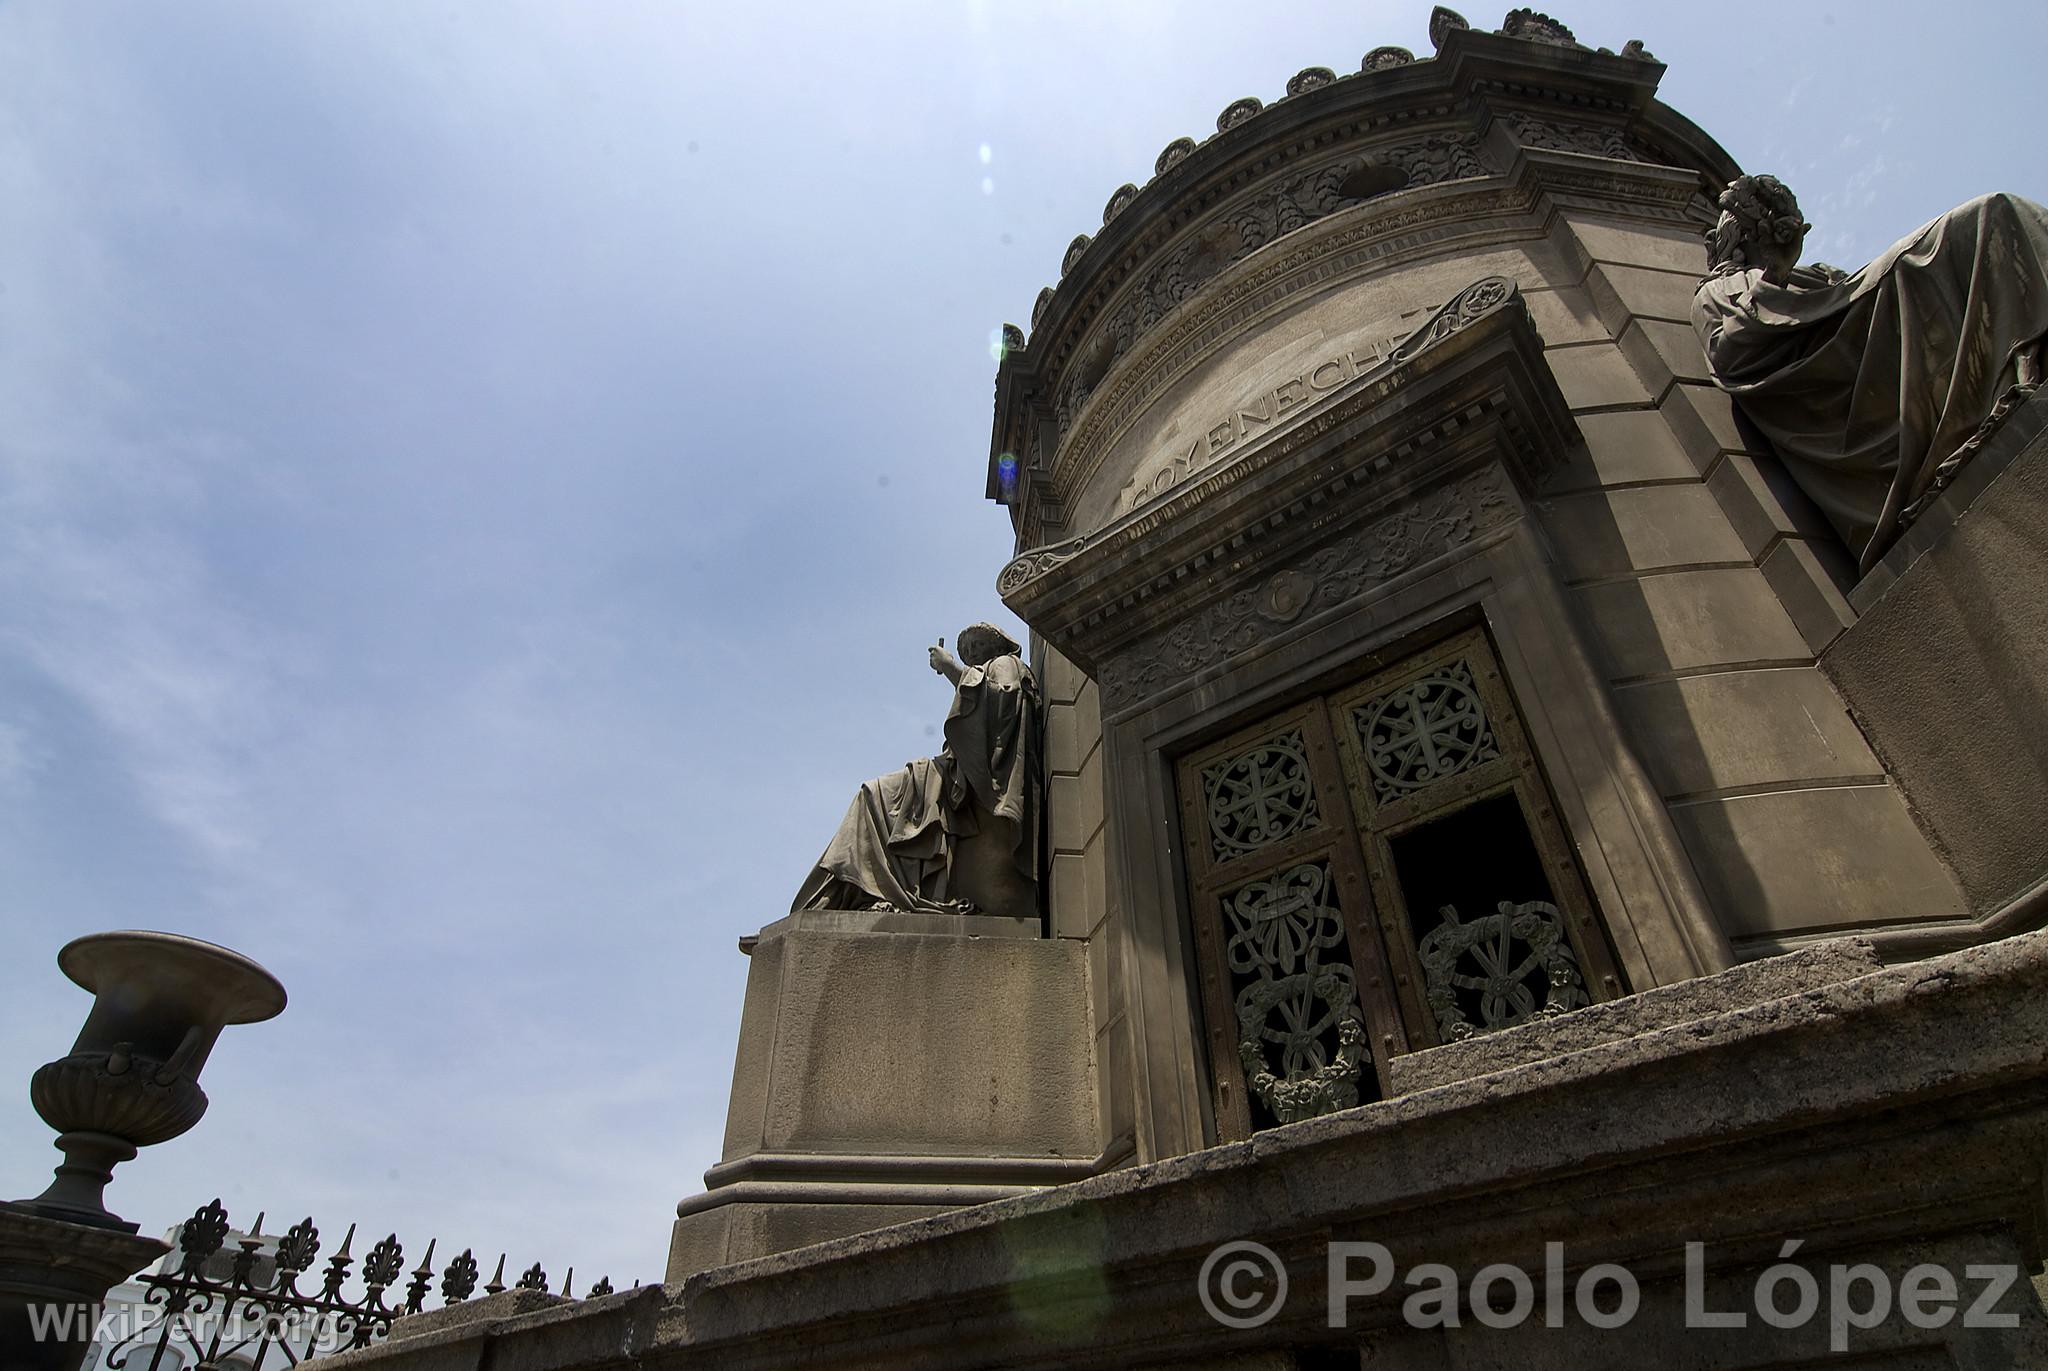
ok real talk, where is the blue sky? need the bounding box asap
[2,1,2042,1290]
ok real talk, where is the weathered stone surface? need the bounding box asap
[1042,644,1085,705]
[1048,850,1092,940]
[1671,785,1966,941]
[1543,341,1658,410]
[735,929,1094,1158]
[1049,747,1103,854]
[1617,315,1713,387]
[1388,937,1880,1093]
[1760,536,1856,653]
[1044,683,1101,775]
[1585,260,1700,327]
[1660,380,1754,465]
[1060,249,1566,532]
[1612,667,1881,798]
[1094,1014,1133,1152]
[1825,419,2048,917]
[1706,450,1836,557]
[1573,569,1811,678]
[1520,283,1608,345]
[385,1289,567,1342]
[1563,213,1709,276]
[1536,483,1750,580]
[676,922,1097,1280]
[742,910,1041,948]
[1544,407,1705,491]
[670,1201,963,1282]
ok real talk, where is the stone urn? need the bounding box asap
[21,931,286,1230]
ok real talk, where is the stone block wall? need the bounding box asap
[1040,643,1131,1163]
[1532,211,1963,952]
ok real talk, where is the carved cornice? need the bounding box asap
[1047,173,1526,512]
[1026,152,1707,527]
[987,25,1739,527]
[997,279,1578,713]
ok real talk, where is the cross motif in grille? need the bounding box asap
[1201,731,1321,860]
[1353,660,1499,804]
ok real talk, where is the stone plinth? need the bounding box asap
[1825,393,2048,937]
[668,911,1096,1281]
[0,1203,170,1371]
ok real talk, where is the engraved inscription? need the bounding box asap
[1116,331,1411,515]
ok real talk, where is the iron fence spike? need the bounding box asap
[337,1222,357,1256]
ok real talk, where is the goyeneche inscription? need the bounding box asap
[1116,328,1410,515]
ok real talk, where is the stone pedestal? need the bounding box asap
[0,1202,170,1371]
[667,911,1097,1281]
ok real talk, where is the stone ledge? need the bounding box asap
[1387,936,1879,1093]
[340,1285,663,1368]
[328,929,2048,1369]
[385,1287,568,1342]
[738,908,1042,954]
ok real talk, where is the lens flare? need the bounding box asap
[988,328,1010,363]
[979,143,993,165]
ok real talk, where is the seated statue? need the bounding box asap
[792,622,1043,919]
[1692,176,2048,571]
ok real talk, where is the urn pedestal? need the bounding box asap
[2,930,284,1371]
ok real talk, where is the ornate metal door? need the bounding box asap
[1174,627,1624,1138]
[1175,702,1407,1140]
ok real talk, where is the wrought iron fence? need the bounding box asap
[93,1199,626,1370]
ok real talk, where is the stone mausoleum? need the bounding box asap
[336,9,2048,1368]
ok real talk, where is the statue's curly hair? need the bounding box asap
[1705,174,1809,276]
[955,621,1022,666]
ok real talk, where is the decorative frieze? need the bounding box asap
[1503,110,1642,161]
[1097,466,1513,712]
[1052,132,1492,437]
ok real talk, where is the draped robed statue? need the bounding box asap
[793,622,1043,920]
[1691,176,2048,572]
